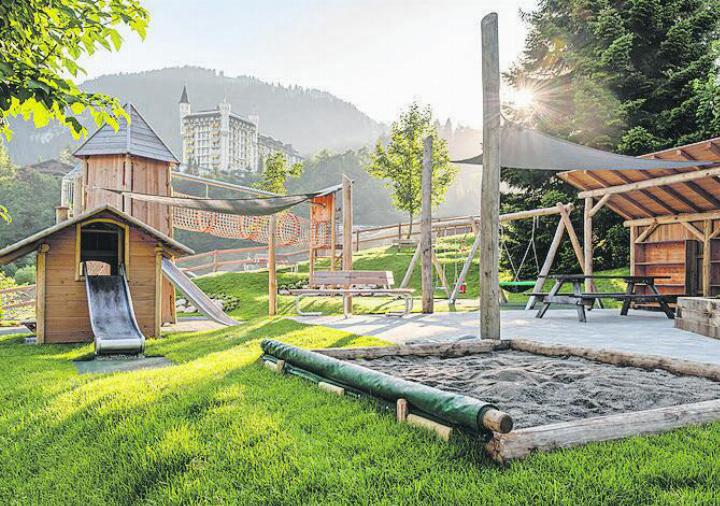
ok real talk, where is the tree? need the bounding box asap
[368,102,456,236]
[0,0,150,140]
[255,152,303,195]
[499,0,720,272]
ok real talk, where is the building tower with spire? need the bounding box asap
[178,86,303,174]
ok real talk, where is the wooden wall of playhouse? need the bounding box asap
[80,153,175,323]
[631,220,720,297]
[39,215,162,344]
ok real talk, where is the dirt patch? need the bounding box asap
[352,351,720,428]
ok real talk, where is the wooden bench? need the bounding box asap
[289,270,414,317]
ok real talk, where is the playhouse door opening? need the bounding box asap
[80,222,124,276]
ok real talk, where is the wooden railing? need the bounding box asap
[175,246,306,275]
[0,284,36,322]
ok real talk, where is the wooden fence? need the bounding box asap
[0,285,36,322]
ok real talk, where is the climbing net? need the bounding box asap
[173,207,332,248]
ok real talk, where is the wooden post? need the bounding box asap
[400,242,422,289]
[703,220,712,296]
[268,215,278,316]
[526,217,566,310]
[154,245,163,339]
[342,176,353,316]
[479,13,501,340]
[583,197,594,292]
[330,194,337,271]
[35,243,49,344]
[212,250,219,273]
[629,226,637,276]
[421,136,434,313]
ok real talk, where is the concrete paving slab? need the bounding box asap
[294,309,720,365]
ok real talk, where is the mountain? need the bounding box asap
[5,66,386,165]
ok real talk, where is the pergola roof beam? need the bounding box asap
[577,166,720,198]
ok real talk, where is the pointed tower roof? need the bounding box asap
[73,104,179,163]
[179,85,189,104]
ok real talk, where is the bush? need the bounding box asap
[13,265,35,285]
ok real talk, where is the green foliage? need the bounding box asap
[368,103,456,231]
[13,265,35,285]
[0,0,150,139]
[288,149,403,226]
[501,0,720,272]
[255,152,303,195]
[0,143,61,271]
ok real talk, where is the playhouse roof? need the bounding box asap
[0,206,193,264]
[557,137,720,223]
[73,104,180,163]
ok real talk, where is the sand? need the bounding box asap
[352,351,720,428]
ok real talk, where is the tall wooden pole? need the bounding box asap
[342,175,353,316]
[584,197,594,292]
[479,13,501,340]
[268,214,278,316]
[421,136,434,313]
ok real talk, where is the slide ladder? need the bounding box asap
[85,266,145,356]
[161,257,239,326]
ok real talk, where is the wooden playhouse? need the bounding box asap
[0,206,192,344]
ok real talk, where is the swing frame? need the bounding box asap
[438,202,586,306]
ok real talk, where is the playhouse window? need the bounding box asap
[79,222,124,276]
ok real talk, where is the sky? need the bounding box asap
[80,0,538,127]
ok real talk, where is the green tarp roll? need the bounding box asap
[261,339,501,434]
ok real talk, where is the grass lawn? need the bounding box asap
[2,239,717,504]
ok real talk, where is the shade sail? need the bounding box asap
[453,123,719,171]
[103,184,342,216]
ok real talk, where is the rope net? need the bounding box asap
[173,207,332,248]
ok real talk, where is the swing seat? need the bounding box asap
[499,280,536,293]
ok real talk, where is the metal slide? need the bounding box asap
[85,267,145,355]
[161,257,239,326]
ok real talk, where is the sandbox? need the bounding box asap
[262,338,720,463]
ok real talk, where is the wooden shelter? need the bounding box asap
[558,137,720,298]
[0,206,192,344]
[72,103,180,321]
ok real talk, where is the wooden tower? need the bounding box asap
[73,104,180,323]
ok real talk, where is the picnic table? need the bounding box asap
[530,274,677,322]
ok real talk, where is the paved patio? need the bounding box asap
[294,309,720,365]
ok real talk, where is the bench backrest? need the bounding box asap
[310,270,394,288]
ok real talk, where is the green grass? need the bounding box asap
[2,239,715,504]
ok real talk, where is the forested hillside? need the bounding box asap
[5,66,386,165]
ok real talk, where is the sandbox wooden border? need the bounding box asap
[314,339,720,463]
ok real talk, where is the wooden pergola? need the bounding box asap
[558,137,720,297]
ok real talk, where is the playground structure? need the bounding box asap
[0,206,192,347]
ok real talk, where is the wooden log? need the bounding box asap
[449,232,482,304]
[583,197,594,292]
[421,136,434,313]
[509,339,720,381]
[431,251,450,298]
[559,205,585,270]
[35,243,49,344]
[263,359,286,373]
[482,409,513,434]
[589,194,609,217]
[526,217,565,310]
[625,209,720,227]
[314,339,510,360]
[342,175,353,316]
[634,223,658,244]
[396,398,409,422]
[486,398,720,463]
[479,12,501,340]
[400,242,422,289]
[318,381,345,396]
[154,246,163,339]
[579,166,720,199]
[268,215,278,316]
[406,413,453,442]
[703,221,711,297]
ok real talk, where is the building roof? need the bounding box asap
[184,108,256,126]
[179,85,189,104]
[557,138,720,223]
[74,104,180,163]
[258,134,302,158]
[0,205,193,264]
